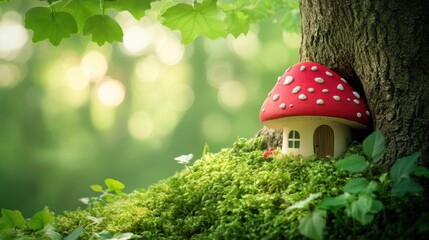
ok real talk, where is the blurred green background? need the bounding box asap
[0,1,299,216]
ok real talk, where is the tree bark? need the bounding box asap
[296,0,429,167]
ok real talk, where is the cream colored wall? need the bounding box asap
[281,118,352,158]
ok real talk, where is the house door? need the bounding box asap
[313,125,334,157]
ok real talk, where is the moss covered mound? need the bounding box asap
[53,138,427,239]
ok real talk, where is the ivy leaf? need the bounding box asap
[298,209,326,240]
[54,0,100,31]
[27,207,54,230]
[83,14,123,46]
[0,209,26,228]
[362,130,385,162]
[336,154,369,173]
[390,152,420,183]
[25,7,78,46]
[162,0,227,44]
[106,0,154,20]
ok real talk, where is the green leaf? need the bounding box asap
[83,14,123,45]
[336,154,369,173]
[0,209,26,228]
[64,226,84,240]
[390,152,421,183]
[317,193,351,212]
[414,166,429,178]
[391,179,423,197]
[90,184,104,192]
[343,178,369,194]
[362,130,385,162]
[343,178,379,194]
[347,194,383,225]
[225,10,250,37]
[54,0,100,31]
[286,192,322,211]
[25,7,78,45]
[162,0,227,44]
[106,0,154,20]
[298,209,326,240]
[105,178,125,191]
[27,207,54,230]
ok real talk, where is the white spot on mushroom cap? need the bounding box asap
[353,91,361,98]
[308,88,315,93]
[354,99,360,104]
[262,108,265,112]
[326,71,333,76]
[298,94,307,100]
[311,66,318,71]
[347,98,351,101]
[272,94,280,101]
[292,86,301,94]
[337,84,344,90]
[316,99,324,105]
[366,110,370,116]
[333,95,340,101]
[300,66,306,71]
[315,77,324,84]
[341,78,347,83]
[283,76,294,85]
[268,92,272,96]
[357,112,362,118]
[322,89,329,93]
[289,104,293,107]
[279,103,286,109]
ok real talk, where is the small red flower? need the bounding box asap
[263,147,276,158]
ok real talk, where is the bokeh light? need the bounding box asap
[218,80,247,110]
[123,25,151,55]
[0,63,21,87]
[0,11,28,59]
[80,51,108,81]
[128,111,154,140]
[97,78,126,107]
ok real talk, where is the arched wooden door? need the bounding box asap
[313,125,334,157]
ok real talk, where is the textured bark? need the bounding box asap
[258,0,429,167]
[297,0,429,167]
[255,127,283,150]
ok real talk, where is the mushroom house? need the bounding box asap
[260,62,372,158]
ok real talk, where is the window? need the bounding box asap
[288,130,300,148]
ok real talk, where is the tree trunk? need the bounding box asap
[295,0,429,167]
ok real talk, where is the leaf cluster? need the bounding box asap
[291,130,429,240]
[0,207,60,239]
[5,0,300,45]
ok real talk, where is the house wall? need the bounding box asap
[281,118,352,158]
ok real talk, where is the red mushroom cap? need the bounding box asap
[260,62,371,129]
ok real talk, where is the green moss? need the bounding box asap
[51,137,428,239]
